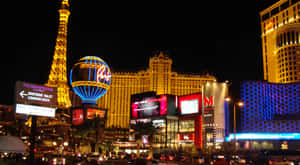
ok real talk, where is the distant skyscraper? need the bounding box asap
[260,0,300,83]
[46,0,71,109]
[96,52,216,128]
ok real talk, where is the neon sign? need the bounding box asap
[70,56,111,104]
[72,109,84,125]
[226,133,300,141]
[265,21,273,31]
[204,96,214,107]
[96,65,111,82]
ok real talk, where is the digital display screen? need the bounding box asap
[180,99,199,115]
[131,92,168,118]
[16,104,55,117]
[178,94,202,116]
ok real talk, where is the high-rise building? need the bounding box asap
[97,52,216,128]
[260,0,300,83]
[46,0,71,109]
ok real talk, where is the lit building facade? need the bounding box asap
[97,52,216,128]
[240,81,300,133]
[260,0,300,83]
[231,81,300,150]
[128,83,228,152]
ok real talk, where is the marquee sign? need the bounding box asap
[178,133,195,143]
[15,81,57,107]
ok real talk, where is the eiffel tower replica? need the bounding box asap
[35,0,73,154]
[46,0,72,109]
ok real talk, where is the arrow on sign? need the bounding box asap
[19,90,28,98]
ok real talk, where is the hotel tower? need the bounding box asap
[96,53,216,128]
[260,0,300,83]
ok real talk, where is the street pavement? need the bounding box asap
[100,159,192,165]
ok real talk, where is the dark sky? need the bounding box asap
[3,0,278,105]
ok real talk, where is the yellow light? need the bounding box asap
[225,97,231,102]
[63,142,68,146]
[237,102,244,107]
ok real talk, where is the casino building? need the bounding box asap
[226,0,300,150]
[260,0,300,83]
[96,52,216,129]
[129,82,228,152]
[226,81,300,150]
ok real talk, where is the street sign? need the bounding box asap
[15,81,57,107]
[15,81,57,117]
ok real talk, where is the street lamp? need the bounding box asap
[225,97,244,152]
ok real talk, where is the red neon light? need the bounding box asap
[204,96,214,107]
[72,109,84,125]
[97,65,111,82]
[265,21,273,31]
[160,95,167,115]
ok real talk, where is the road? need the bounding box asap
[100,159,194,165]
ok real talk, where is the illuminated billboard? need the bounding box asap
[179,133,195,143]
[86,108,106,119]
[226,133,300,141]
[72,108,84,125]
[72,107,106,125]
[178,94,202,116]
[15,81,57,117]
[16,104,55,117]
[15,81,57,107]
[130,92,176,119]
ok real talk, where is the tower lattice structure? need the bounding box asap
[46,0,71,109]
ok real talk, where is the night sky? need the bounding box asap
[2,0,279,105]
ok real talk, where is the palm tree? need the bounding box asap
[72,116,105,153]
[130,121,159,158]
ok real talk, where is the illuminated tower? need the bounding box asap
[46,0,71,109]
[260,0,300,83]
[149,52,172,95]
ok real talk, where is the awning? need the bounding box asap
[0,136,26,153]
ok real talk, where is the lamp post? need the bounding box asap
[225,97,244,153]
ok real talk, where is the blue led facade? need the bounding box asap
[70,56,111,104]
[226,133,300,141]
[240,81,300,133]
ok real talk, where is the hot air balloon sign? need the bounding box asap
[70,56,111,104]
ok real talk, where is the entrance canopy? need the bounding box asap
[0,136,26,153]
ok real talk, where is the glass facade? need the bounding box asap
[179,120,195,133]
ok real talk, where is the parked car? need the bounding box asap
[87,153,104,164]
[269,159,295,165]
[211,155,227,165]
